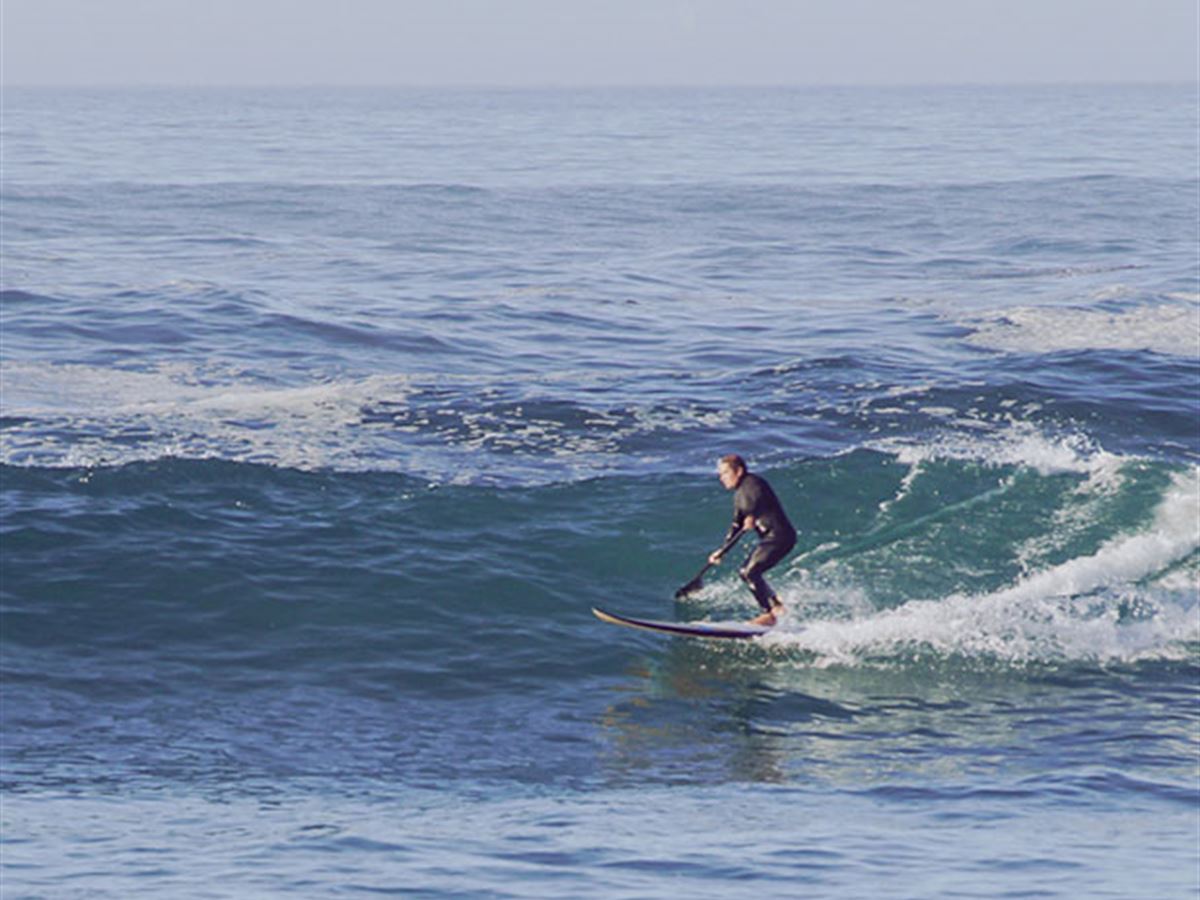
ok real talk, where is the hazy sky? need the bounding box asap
[4,0,1197,87]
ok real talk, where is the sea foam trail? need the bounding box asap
[962,299,1200,357]
[0,360,733,480]
[765,470,1200,666]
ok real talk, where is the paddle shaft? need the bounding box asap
[675,524,752,597]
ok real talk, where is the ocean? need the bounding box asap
[1,84,1197,898]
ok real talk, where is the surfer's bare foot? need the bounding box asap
[748,602,784,627]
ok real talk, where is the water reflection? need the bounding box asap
[596,642,1199,795]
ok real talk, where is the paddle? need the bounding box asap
[675,523,749,597]
[674,561,714,598]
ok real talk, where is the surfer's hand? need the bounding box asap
[708,550,723,565]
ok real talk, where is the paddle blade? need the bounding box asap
[674,578,703,598]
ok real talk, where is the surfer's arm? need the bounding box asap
[710,515,755,563]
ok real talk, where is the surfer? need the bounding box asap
[708,454,797,626]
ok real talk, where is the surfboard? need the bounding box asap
[592,607,773,640]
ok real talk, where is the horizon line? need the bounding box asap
[4,78,1196,91]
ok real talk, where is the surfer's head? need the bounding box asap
[717,454,747,490]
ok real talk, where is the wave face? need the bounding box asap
[1,85,1198,898]
[3,445,1196,671]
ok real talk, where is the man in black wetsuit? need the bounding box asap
[708,454,797,626]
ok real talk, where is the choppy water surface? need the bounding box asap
[2,85,1198,898]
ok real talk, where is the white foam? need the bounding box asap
[0,361,416,471]
[0,360,732,479]
[765,470,1200,666]
[870,423,1070,526]
[962,302,1200,357]
[875,421,1120,479]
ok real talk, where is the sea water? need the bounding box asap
[1,85,1197,898]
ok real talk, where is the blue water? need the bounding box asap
[2,85,1198,898]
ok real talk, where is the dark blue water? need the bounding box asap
[2,85,1198,898]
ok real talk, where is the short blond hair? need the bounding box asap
[719,454,746,472]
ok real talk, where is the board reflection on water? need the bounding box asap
[595,644,1198,802]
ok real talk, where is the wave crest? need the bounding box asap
[759,470,1200,667]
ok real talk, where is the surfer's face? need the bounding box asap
[717,461,743,490]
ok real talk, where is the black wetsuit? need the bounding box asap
[717,472,797,611]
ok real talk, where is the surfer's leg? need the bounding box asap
[739,543,786,612]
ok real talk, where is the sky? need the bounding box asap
[3,0,1197,87]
